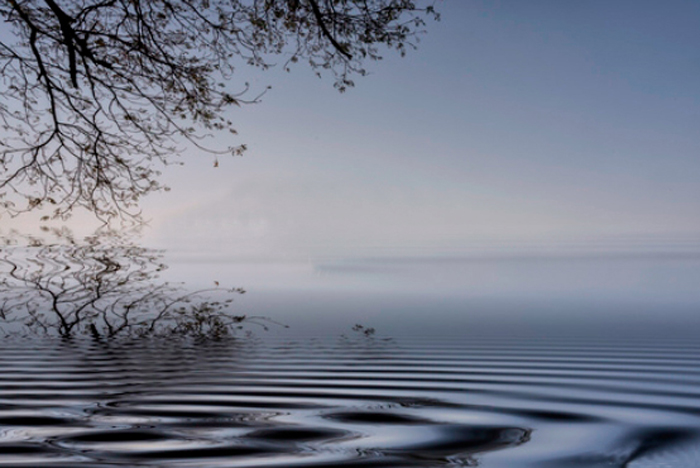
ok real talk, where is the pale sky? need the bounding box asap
[51,1,700,259]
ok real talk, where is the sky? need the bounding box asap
[11,0,700,260]
[135,0,700,260]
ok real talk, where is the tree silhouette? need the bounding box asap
[0,227,273,338]
[0,0,438,221]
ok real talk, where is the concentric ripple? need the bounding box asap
[2,336,700,467]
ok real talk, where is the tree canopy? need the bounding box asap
[0,0,438,222]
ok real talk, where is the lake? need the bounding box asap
[2,247,700,467]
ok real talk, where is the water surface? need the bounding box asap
[3,243,700,467]
[2,333,700,467]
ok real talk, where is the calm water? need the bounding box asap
[2,333,700,467]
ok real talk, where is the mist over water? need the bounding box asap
[161,241,700,341]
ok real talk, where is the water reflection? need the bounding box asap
[0,227,262,339]
[4,231,700,467]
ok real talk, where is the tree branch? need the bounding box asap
[307,0,353,59]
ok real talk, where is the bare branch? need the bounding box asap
[0,0,439,221]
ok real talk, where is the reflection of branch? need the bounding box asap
[0,228,258,339]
